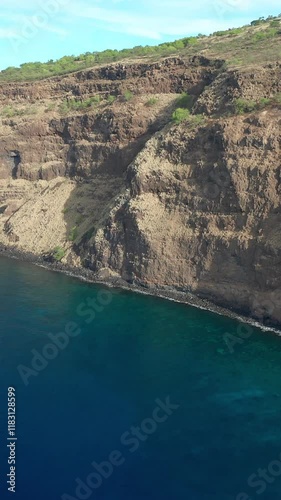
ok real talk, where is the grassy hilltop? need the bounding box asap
[1,14,281,82]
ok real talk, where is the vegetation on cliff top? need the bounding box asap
[171,93,205,126]
[233,94,281,114]
[52,247,66,262]
[0,15,280,83]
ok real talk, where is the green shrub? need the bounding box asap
[107,95,116,104]
[188,114,205,127]
[52,247,66,261]
[251,19,265,26]
[233,94,281,114]
[181,37,198,46]
[172,108,191,123]
[229,57,243,66]
[259,97,271,108]
[1,106,15,117]
[253,28,278,42]
[89,95,101,105]
[123,90,133,101]
[172,108,205,127]
[59,96,101,113]
[228,27,244,35]
[145,97,158,107]
[68,226,78,241]
[213,30,227,37]
[213,27,244,37]
[270,20,280,28]
[1,106,26,118]
[234,98,257,114]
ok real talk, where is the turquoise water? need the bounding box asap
[1,256,281,500]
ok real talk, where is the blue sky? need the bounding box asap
[0,0,280,70]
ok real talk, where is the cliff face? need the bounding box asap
[0,56,280,327]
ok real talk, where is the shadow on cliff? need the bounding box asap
[61,100,177,263]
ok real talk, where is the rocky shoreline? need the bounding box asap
[0,54,280,332]
[1,243,280,337]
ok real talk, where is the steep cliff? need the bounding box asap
[0,47,281,327]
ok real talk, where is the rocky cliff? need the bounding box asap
[0,54,280,327]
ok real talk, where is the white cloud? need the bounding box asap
[145,0,281,11]
[64,0,281,39]
[0,0,280,47]
[66,2,250,38]
[42,25,68,36]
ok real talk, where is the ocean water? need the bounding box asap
[1,256,281,500]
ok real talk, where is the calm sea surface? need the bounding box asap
[1,256,281,500]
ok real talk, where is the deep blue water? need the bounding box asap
[1,256,281,500]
